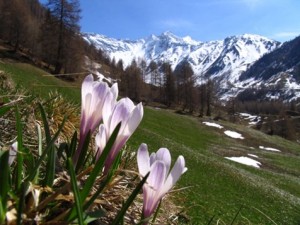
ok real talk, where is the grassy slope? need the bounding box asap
[1,61,300,224]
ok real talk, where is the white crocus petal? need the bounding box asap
[123,103,143,137]
[9,142,18,166]
[81,74,93,101]
[147,161,166,191]
[99,97,144,174]
[108,98,133,136]
[137,144,150,177]
[102,91,115,129]
[155,148,171,174]
[160,156,187,197]
[139,146,187,221]
[95,125,107,160]
[149,152,156,166]
[90,83,109,124]
[111,83,118,101]
[143,160,167,218]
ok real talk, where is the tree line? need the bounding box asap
[0,0,109,79]
[109,58,216,116]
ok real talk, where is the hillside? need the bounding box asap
[1,58,300,224]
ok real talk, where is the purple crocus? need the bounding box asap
[73,74,118,165]
[95,97,143,173]
[137,143,187,221]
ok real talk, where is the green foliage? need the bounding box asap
[2,61,300,224]
[128,107,300,224]
[0,62,81,103]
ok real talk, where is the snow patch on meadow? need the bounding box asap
[239,113,261,125]
[224,130,244,139]
[225,156,261,168]
[202,122,224,129]
[248,154,258,158]
[259,146,281,152]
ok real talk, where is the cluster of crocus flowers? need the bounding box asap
[73,74,118,166]
[75,74,186,221]
[95,97,143,174]
[75,74,143,173]
[137,143,187,222]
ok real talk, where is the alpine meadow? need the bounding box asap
[0,0,300,224]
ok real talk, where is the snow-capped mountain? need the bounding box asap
[236,35,300,101]
[83,31,282,100]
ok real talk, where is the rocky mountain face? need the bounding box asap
[237,36,300,101]
[82,31,300,101]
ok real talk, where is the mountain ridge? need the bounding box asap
[82,31,300,101]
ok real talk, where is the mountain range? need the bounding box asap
[82,31,300,101]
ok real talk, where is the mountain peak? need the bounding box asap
[83,31,281,100]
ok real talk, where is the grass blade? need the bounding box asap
[68,131,78,158]
[38,103,57,187]
[67,123,121,221]
[25,117,66,184]
[15,106,23,191]
[17,182,29,225]
[38,103,51,143]
[75,131,91,172]
[33,123,43,184]
[111,172,149,225]
[0,150,10,223]
[80,123,121,200]
[67,158,84,225]
[43,146,56,187]
[230,205,243,225]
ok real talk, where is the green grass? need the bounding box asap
[1,61,300,224]
[0,62,82,104]
[129,108,300,224]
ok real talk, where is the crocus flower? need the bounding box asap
[73,74,118,165]
[95,97,143,174]
[137,143,187,221]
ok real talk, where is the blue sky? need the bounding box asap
[41,0,300,42]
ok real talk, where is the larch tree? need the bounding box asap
[162,62,176,107]
[41,0,81,74]
[175,61,196,112]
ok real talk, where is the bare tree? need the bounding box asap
[175,61,196,112]
[162,62,176,107]
[41,0,81,74]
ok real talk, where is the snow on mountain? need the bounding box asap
[82,31,280,100]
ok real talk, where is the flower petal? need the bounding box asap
[149,152,156,166]
[160,155,187,197]
[137,143,150,177]
[9,142,18,166]
[147,160,166,191]
[95,124,107,160]
[108,98,133,136]
[155,148,171,174]
[123,103,143,137]
[102,91,115,129]
[81,74,94,104]
[111,83,118,101]
[142,160,167,218]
